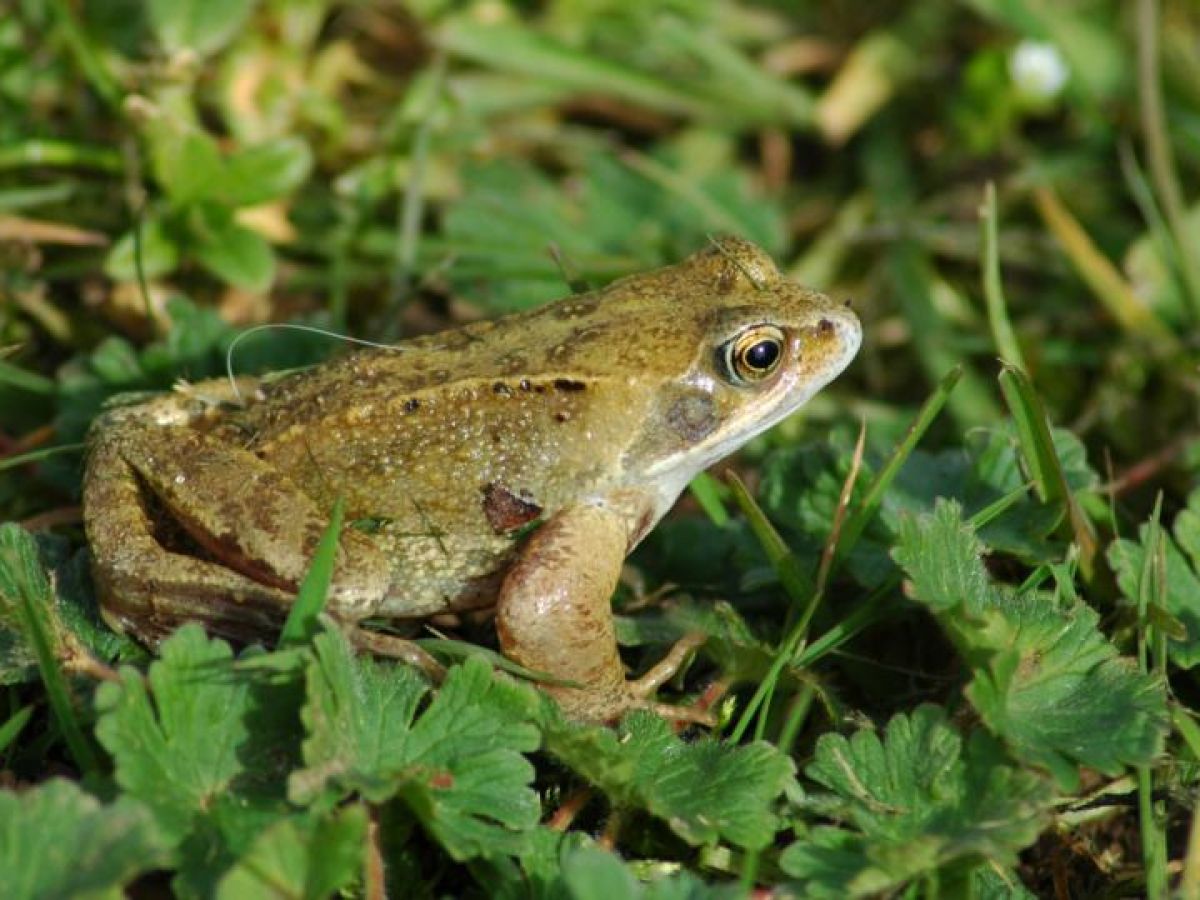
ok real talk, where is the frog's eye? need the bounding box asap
[720,325,786,385]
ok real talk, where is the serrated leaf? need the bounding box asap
[94,625,283,845]
[215,805,366,900]
[291,628,542,859]
[893,501,1168,786]
[1110,489,1200,668]
[0,779,167,900]
[782,705,1046,897]
[95,625,302,897]
[759,424,1096,591]
[544,710,794,850]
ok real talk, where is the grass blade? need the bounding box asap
[979,182,1026,370]
[835,366,962,568]
[997,364,1097,575]
[688,472,729,528]
[278,496,345,648]
[1137,0,1200,319]
[725,471,813,612]
[1033,185,1177,349]
[0,360,55,395]
[437,21,711,120]
[0,703,33,755]
[0,524,100,775]
[0,444,86,473]
[1002,375,1099,574]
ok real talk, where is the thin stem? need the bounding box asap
[1137,0,1200,319]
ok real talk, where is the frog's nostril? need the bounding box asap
[817,318,836,336]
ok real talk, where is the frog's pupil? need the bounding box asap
[745,340,780,371]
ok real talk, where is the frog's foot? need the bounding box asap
[626,632,713,726]
[347,626,446,682]
[629,632,707,698]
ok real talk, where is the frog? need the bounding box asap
[82,236,861,722]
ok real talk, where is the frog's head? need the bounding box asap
[618,237,861,498]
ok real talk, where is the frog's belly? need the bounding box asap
[368,527,519,617]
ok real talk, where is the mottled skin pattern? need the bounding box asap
[83,237,861,721]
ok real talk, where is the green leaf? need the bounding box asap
[782,705,1046,897]
[291,628,542,859]
[94,625,277,846]
[95,625,302,896]
[148,0,258,56]
[0,779,168,900]
[145,118,309,209]
[215,805,366,900]
[1110,488,1200,668]
[221,137,313,207]
[893,501,1168,786]
[544,710,794,850]
[560,843,736,900]
[104,214,181,282]
[151,128,227,207]
[191,214,276,291]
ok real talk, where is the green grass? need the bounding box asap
[1,1,1199,896]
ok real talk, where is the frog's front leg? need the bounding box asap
[495,502,708,723]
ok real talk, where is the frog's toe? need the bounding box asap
[628,632,707,700]
[638,699,716,728]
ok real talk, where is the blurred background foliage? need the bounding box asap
[2,0,1197,521]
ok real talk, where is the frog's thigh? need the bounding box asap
[85,434,300,643]
[495,503,635,721]
[100,425,389,621]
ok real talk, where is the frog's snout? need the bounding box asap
[805,304,862,375]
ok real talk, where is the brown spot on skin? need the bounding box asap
[482,483,543,534]
[404,398,420,413]
[554,412,570,423]
[553,378,586,393]
[493,382,512,396]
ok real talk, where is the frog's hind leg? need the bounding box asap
[83,416,391,647]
